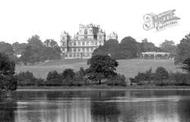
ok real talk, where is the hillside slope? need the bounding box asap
[16,59,182,79]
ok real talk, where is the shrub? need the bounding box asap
[169,72,190,85]
[62,69,75,86]
[73,67,88,86]
[16,71,36,86]
[154,67,169,81]
[106,74,126,86]
[0,53,17,92]
[46,70,62,86]
[131,68,153,85]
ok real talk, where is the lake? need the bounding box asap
[1,90,190,122]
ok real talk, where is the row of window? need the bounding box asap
[66,53,92,58]
[69,47,95,52]
[69,41,103,46]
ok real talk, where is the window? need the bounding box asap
[84,29,88,34]
[82,42,85,46]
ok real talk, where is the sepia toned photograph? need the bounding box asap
[0,0,190,122]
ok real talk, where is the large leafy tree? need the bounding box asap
[160,40,176,57]
[0,53,17,93]
[175,33,190,64]
[20,35,61,64]
[182,58,190,73]
[0,42,14,59]
[93,39,119,59]
[44,39,59,48]
[119,36,139,59]
[12,42,27,56]
[140,38,158,52]
[86,55,118,84]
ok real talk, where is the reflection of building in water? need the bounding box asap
[141,52,171,59]
[58,99,92,122]
[15,99,92,122]
[60,24,118,59]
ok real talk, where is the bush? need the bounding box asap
[131,68,153,85]
[73,67,88,86]
[154,67,169,81]
[62,69,75,86]
[169,72,190,85]
[46,70,62,86]
[16,71,36,86]
[0,53,17,92]
[106,74,126,86]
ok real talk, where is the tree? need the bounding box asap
[182,58,190,73]
[20,35,61,64]
[119,36,139,59]
[86,55,118,84]
[140,38,158,52]
[44,39,59,48]
[46,71,61,86]
[12,42,27,56]
[62,69,75,85]
[27,35,43,48]
[175,33,190,64]
[0,53,17,93]
[16,71,36,86]
[0,42,14,59]
[160,40,176,57]
[154,67,169,81]
[93,39,119,59]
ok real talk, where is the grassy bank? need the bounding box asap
[16,59,182,79]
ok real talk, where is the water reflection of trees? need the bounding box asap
[91,102,120,122]
[0,101,17,122]
[90,91,125,122]
[177,99,190,122]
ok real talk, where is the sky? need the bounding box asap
[0,0,189,46]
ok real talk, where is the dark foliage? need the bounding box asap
[46,71,62,86]
[61,69,75,85]
[154,67,169,81]
[106,74,126,86]
[182,58,190,73]
[175,33,190,64]
[86,55,118,84]
[16,71,36,86]
[0,53,17,92]
[20,35,61,65]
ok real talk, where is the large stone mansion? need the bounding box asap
[60,24,118,59]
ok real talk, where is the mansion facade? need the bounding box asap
[60,24,118,59]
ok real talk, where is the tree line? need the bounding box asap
[16,55,126,86]
[0,35,61,65]
[93,37,177,59]
[1,33,190,65]
[0,34,179,65]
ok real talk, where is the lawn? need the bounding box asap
[16,59,182,79]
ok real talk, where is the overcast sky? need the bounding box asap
[0,0,189,46]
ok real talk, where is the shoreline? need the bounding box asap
[17,86,190,91]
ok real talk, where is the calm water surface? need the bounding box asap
[1,90,190,122]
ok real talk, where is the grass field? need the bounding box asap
[16,59,183,79]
